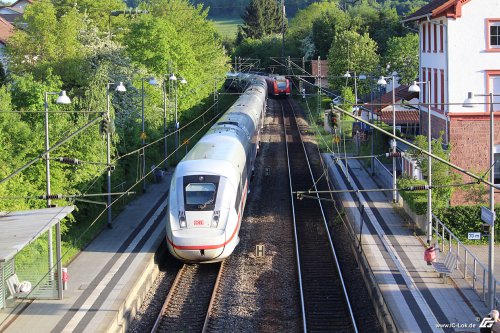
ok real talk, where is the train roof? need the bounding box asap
[177,134,245,183]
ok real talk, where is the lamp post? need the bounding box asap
[378,74,398,203]
[162,78,168,169]
[140,77,158,192]
[343,71,367,114]
[344,71,367,156]
[105,82,126,228]
[463,91,496,309]
[169,73,187,163]
[409,81,432,246]
[44,90,71,292]
[281,0,285,60]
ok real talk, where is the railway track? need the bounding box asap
[151,262,223,333]
[282,98,357,332]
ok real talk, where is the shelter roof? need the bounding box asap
[0,11,22,24]
[0,206,74,262]
[379,110,420,125]
[365,85,419,112]
[0,16,13,44]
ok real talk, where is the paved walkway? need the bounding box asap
[325,155,488,332]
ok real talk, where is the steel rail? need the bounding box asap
[281,101,307,332]
[151,262,222,333]
[150,264,187,333]
[284,98,357,332]
[201,260,226,333]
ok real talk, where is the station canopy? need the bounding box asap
[0,206,74,262]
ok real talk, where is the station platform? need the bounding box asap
[325,154,489,332]
[0,174,171,333]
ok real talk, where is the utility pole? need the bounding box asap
[317,56,321,116]
[281,0,285,60]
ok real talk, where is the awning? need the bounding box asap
[0,206,74,262]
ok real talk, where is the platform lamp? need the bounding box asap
[44,90,71,289]
[463,91,496,310]
[377,75,398,203]
[105,82,126,228]
[141,77,158,192]
[408,81,432,246]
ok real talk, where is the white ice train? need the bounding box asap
[166,75,267,263]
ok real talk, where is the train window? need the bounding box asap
[217,121,238,127]
[185,183,216,207]
[277,81,287,90]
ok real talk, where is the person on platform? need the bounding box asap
[481,310,499,333]
[491,310,500,333]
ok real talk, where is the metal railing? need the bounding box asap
[432,214,499,308]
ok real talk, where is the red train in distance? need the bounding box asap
[265,75,290,97]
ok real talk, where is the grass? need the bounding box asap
[210,16,242,38]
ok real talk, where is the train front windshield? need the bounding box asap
[277,81,287,90]
[185,183,216,206]
[183,175,220,211]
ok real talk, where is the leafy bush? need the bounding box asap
[397,176,427,215]
[434,206,500,243]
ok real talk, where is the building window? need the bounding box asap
[440,21,444,53]
[434,69,438,108]
[487,19,500,51]
[440,70,445,111]
[433,24,437,52]
[491,23,500,47]
[486,71,500,112]
[422,23,426,52]
[422,67,427,103]
[427,23,431,52]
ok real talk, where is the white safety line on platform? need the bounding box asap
[331,157,443,333]
[61,199,168,332]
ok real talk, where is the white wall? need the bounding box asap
[418,18,448,122]
[447,0,500,113]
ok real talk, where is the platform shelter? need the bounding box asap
[0,206,74,310]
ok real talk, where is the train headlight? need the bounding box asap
[179,211,187,228]
[211,210,220,228]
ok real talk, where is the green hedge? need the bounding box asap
[397,177,428,215]
[397,178,499,243]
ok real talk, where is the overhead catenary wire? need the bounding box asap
[0,191,135,201]
[332,105,496,188]
[295,180,477,197]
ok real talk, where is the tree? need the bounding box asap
[339,86,354,114]
[384,33,419,84]
[311,7,349,58]
[327,30,379,94]
[7,2,90,90]
[240,0,285,40]
[51,0,126,31]
[125,0,229,115]
[367,6,405,54]
[234,35,282,69]
[285,1,349,59]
